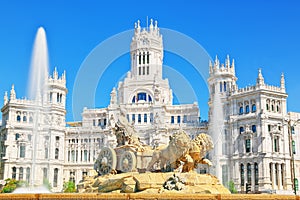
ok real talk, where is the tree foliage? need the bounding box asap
[228,180,238,194]
[0,178,24,193]
[63,181,76,193]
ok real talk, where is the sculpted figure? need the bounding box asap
[147,130,214,172]
[146,130,192,172]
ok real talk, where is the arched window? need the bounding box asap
[240,164,244,186]
[245,105,250,114]
[26,167,30,183]
[295,178,299,191]
[132,96,136,103]
[43,168,48,180]
[254,163,258,185]
[137,92,147,101]
[252,104,256,112]
[171,116,174,124]
[148,95,152,102]
[29,116,33,123]
[143,52,145,64]
[220,82,222,92]
[15,133,20,141]
[53,168,58,187]
[55,148,59,159]
[12,167,17,179]
[271,104,274,111]
[239,106,244,115]
[84,150,88,162]
[224,82,227,92]
[23,115,27,122]
[247,163,252,184]
[240,126,244,134]
[281,164,285,187]
[19,167,23,180]
[252,125,257,133]
[17,115,21,122]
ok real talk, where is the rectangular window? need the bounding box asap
[138,114,141,123]
[274,137,279,152]
[268,124,271,132]
[20,144,26,158]
[292,126,295,134]
[144,114,147,123]
[177,116,181,124]
[127,114,130,122]
[245,139,251,153]
[138,67,141,75]
[171,116,174,124]
[142,66,145,75]
[150,113,153,123]
[132,114,135,122]
[183,115,187,123]
[147,66,149,75]
[45,147,49,159]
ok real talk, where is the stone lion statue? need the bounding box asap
[178,133,214,172]
[146,130,191,172]
[147,131,214,173]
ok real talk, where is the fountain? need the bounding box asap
[13,27,51,193]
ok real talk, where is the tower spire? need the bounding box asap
[10,84,16,100]
[280,72,285,91]
[256,68,264,86]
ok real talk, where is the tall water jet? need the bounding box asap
[28,27,49,100]
[26,27,50,190]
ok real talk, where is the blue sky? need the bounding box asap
[0,0,300,121]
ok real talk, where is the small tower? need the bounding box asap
[130,19,163,80]
[48,68,67,108]
[207,54,237,184]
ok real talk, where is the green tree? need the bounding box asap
[0,178,24,193]
[228,180,238,194]
[63,181,76,193]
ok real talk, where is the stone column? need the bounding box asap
[278,163,282,190]
[272,163,276,189]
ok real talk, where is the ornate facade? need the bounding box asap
[0,20,299,194]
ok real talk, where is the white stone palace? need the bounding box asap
[0,19,300,194]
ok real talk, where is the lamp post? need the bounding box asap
[288,119,300,195]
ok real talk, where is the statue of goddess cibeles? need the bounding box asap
[109,109,143,149]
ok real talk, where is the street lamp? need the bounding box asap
[287,118,300,195]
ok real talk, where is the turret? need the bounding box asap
[130,19,163,80]
[110,87,117,106]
